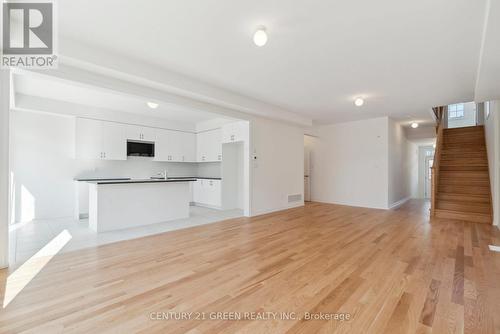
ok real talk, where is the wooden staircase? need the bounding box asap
[433,126,492,223]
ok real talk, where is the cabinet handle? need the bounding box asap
[218,155,222,160]
[231,135,235,141]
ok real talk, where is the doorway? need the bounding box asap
[424,156,434,198]
[304,135,314,202]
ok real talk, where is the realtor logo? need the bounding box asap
[2,1,57,68]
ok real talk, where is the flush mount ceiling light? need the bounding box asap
[253,27,268,47]
[411,122,419,128]
[147,102,159,109]
[354,97,364,107]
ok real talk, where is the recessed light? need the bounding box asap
[354,98,364,107]
[253,27,268,47]
[411,122,419,128]
[147,102,159,109]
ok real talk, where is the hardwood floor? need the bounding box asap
[1,200,500,333]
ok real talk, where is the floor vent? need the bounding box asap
[288,194,302,203]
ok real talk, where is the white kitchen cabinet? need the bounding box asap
[126,125,156,142]
[193,179,221,208]
[155,129,180,162]
[181,132,196,162]
[75,118,126,160]
[76,118,102,159]
[101,121,127,160]
[155,130,196,162]
[222,121,247,144]
[197,128,222,162]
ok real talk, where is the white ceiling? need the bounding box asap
[30,1,500,124]
[13,74,228,123]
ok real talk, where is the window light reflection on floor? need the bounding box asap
[3,229,72,308]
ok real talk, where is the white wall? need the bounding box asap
[484,101,500,226]
[388,118,413,207]
[309,117,389,209]
[405,125,436,141]
[250,118,304,215]
[0,70,10,268]
[408,142,419,199]
[10,110,203,223]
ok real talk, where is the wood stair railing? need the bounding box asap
[430,110,444,217]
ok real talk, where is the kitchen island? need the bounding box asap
[86,178,196,232]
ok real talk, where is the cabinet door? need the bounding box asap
[193,180,202,203]
[141,127,156,142]
[197,132,208,162]
[75,118,102,159]
[126,125,155,142]
[211,128,223,161]
[126,125,142,141]
[206,180,221,206]
[181,132,196,162]
[221,123,234,144]
[204,129,222,162]
[169,131,183,162]
[101,121,127,160]
[222,121,246,143]
[154,129,169,161]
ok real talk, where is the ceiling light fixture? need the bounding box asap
[253,27,268,47]
[411,122,419,129]
[354,98,364,107]
[147,102,159,109]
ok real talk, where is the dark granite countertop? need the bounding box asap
[75,176,222,182]
[85,178,197,185]
[74,177,132,182]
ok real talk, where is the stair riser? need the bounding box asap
[437,203,491,214]
[434,210,491,224]
[440,172,489,179]
[437,194,490,203]
[439,185,490,194]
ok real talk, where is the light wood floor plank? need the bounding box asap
[1,200,499,333]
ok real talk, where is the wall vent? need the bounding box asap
[288,194,302,203]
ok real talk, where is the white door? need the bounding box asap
[424,156,434,198]
[101,121,127,160]
[304,149,311,201]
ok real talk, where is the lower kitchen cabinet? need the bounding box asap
[193,179,221,208]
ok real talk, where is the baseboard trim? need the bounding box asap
[251,202,304,217]
[311,199,388,210]
[389,197,411,210]
[192,203,223,210]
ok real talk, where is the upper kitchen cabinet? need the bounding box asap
[126,124,156,142]
[75,118,126,160]
[181,132,196,162]
[155,129,196,162]
[222,121,248,144]
[101,121,127,160]
[197,128,222,162]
